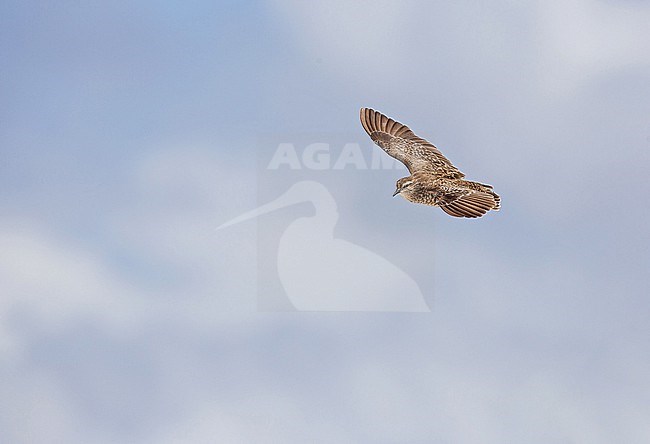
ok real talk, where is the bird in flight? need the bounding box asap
[360,108,500,218]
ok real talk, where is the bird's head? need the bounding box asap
[393,176,415,197]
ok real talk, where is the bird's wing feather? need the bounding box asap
[439,191,498,218]
[360,108,464,179]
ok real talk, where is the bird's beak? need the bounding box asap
[392,188,400,197]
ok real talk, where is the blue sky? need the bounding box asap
[1,1,650,442]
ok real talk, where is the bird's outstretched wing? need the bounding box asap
[360,108,464,179]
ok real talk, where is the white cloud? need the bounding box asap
[0,371,86,444]
[271,0,650,95]
[535,0,650,96]
[0,145,263,355]
[0,222,140,356]
[113,145,259,315]
[269,0,407,81]
[154,397,351,444]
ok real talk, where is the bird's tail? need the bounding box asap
[491,191,501,211]
[466,180,501,212]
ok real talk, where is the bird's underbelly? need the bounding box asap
[403,189,441,206]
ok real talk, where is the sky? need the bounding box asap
[1,0,650,442]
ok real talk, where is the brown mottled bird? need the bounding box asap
[360,108,500,218]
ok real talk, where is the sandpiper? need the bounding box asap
[360,108,500,218]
